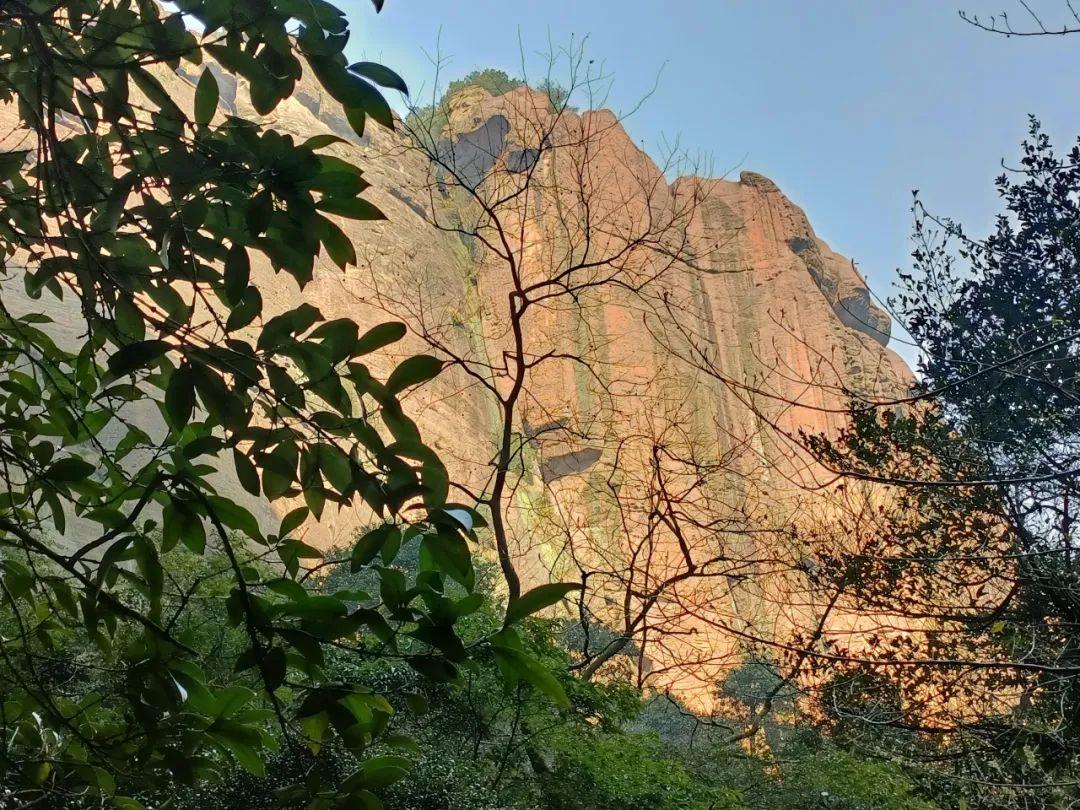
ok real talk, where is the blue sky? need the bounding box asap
[344,1,1080,365]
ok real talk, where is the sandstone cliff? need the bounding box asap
[0,66,915,706]
[240,77,915,702]
[234,78,913,536]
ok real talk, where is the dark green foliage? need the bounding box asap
[43,532,934,810]
[899,119,1080,466]
[807,120,1080,806]
[278,540,939,810]
[0,0,517,805]
[893,120,1080,805]
[767,748,937,810]
[541,730,743,810]
[445,68,525,99]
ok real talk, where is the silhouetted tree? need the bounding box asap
[806,120,1080,806]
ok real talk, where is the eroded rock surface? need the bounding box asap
[1,69,916,707]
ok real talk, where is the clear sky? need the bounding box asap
[344,0,1080,365]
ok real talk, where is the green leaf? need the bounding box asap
[194,69,220,125]
[0,150,28,182]
[355,322,407,355]
[304,486,327,520]
[2,560,33,598]
[386,355,442,394]
[491,641,569,708]
[342,755,411,793]
[280,595,348,618]
[148,283,192,327]
[165,364,195,429]
[311,318,359,362]
[108,340,168,377]
[206,495,262,541]
[216,735,265,776]
[309,57,395,129]
[88,766,116,795]
[259,303,322,351]
[345,107,367,139]
[278,538,322,576]
[44,456,95,483]
[247,190,274,238]
[302,134,347,150]
[301,710,330,753]
[131,66,184,121]
[224,244,250,306]
[262,442,299,500]
[279,506,309,538]
[116,296,144,341]
[351,524,399,571]
[348,62,409,95]
[25,262,64,299]
[505,582,582,626]
[163,497,206,555]
[422,454,449,508]
[226,286,262,332]
[316,196,385,221]
[133,535,164,606]
[215,685,257,718]
[309,169,367,197]
[311,155,368,193]
[316,216,357,269]
[191,363,247,430]
[93,174,136,234]
[233,449,261,497]
[420,532,472,587]
[319,443,353,492]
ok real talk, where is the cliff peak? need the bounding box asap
[672,166,894,348]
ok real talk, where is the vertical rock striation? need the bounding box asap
[1,69,916,706]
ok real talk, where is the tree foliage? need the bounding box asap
[404,67,572,143]
[292,547,937,810]
[0,0,572,804]
[808,120,1080,805]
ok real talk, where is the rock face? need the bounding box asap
[1,68,915,706]
[257,80,915,703]
[671,169,909,441]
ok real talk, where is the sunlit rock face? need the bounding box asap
[267,81,915,706]
[1,67,917,708]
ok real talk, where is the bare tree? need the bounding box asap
[355,44,718,604]
[960,0,1080,36]
[653,111,1080,801]
[555,403,791,686]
